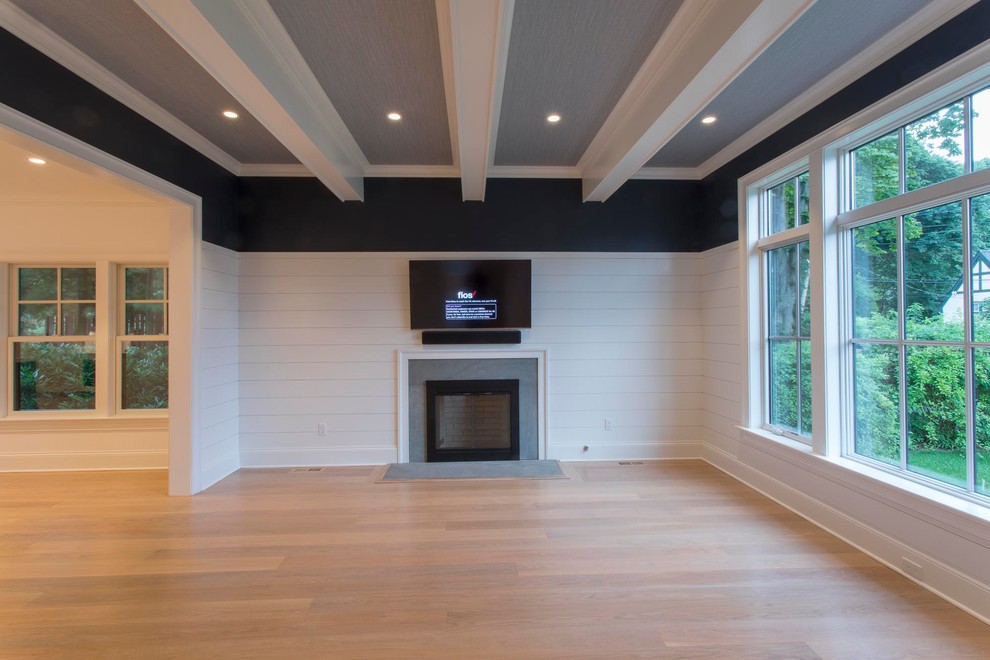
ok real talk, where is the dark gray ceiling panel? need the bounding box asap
[493,0,682,167]
[269,0,451,166]
[11,0,298,165]
[646,0,934,168]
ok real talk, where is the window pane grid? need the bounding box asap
[117,266,168,411]
[766,239,812,437]
[15,267,96,338]
[848,87,989,214]
[846,192,990,498]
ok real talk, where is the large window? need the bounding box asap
[119,266,168,410]
[760,171,813,440]
[12,267,97,411]
[7,263,168,415]
[843,87,990,498]
[743,66,990,507]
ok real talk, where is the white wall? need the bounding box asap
[198,242,240,487]
[697,242,990,624]
[698,241,742,455]
[0,203,170,470]
[237,252,706,467]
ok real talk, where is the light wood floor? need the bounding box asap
[1,461,988,659]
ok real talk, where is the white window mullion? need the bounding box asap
[813,149,841,457]
[741,179,764,430]
[95,261,111,416]
[0,264,7,419]
[963,198,976,493]
[964,95,973,174]
[896,215,908,471]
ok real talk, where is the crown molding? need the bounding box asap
[238,163,311,177]
[487,165,580,179]
[632,167,701,180]
[365,164,459,178]
[0,0,241,175]
[695,0,980,179]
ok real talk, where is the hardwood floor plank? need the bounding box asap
[0,461,987,658]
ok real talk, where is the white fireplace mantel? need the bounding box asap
[396,347,549,463]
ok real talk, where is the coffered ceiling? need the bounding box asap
[0,0,976,202]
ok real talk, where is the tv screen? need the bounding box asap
[409,260,532,329]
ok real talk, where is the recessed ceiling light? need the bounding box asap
[222,110,239,119]
[387,112,402,121]
[701,115,717,125]
[546,113,561,123]
[28,157,46,165]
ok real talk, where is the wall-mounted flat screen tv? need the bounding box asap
[409,260,532,329]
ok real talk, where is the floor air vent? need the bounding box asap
[289,467,325,472]
[617,461,645,466]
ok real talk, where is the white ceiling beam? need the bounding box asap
[444,0,513,201]
[579,0,814,202]
[136,0,366,201]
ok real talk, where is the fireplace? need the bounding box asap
[426,379,520,462]
[400,351,545,463]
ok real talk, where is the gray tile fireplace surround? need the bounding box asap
[407,358,539,462]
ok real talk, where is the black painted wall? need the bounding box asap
[4,0,989,256]
[237,177,703,252]
[698,0,990,251]
[0,28,239,250]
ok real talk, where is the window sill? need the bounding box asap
[737,426,990,537]
[0,416,168,433]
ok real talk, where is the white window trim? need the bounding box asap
[4,261,169,421]
[116,263,169,416]
[740,40,990,500]
[753,165,814,444]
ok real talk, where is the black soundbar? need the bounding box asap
[421,330,522,345]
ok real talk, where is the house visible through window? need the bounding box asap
[843,85,990,497]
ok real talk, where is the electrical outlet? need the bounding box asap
[604,418,613,431]
[317,423,328,436]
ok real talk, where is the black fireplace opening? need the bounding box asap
[426,379,520,462]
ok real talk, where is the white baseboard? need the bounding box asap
[549,441,703,461]
[240,446,398,467]
[199,453,240,491]
[703,444,990,626]
[0,450,167,471]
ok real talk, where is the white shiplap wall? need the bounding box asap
[237,252,706,466]
[698,242,742,450]
[199,243,240,486]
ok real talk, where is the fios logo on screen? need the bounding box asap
[456,291,477,299]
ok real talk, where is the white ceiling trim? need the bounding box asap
[488,166,580,179]
[137,0,365,201]
[484,0,514,172]
[0,0,241,175]
[239,163,311,177]
[446,0,510,201]
[578,0,813,202]
[695,0,981,179]
[435,1,460,173]
[632,167,701,181]
[365,165,460,178]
